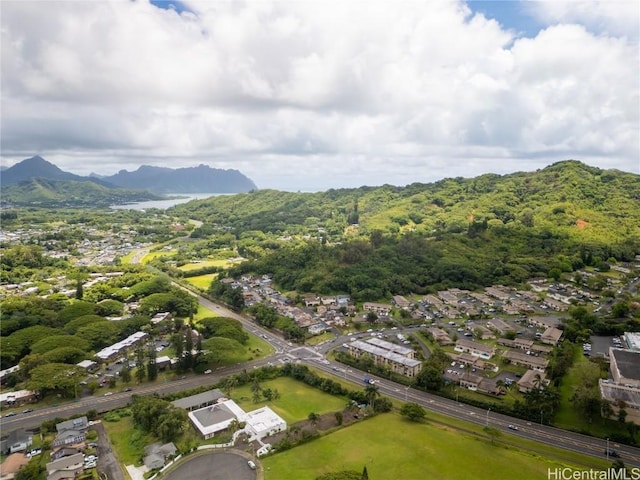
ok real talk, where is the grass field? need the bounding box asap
[217,333,275,365]
[193,304,219,321]
[178,259,227,271]
[184,274,217,290]
[232,377,347,424]
[103,416,153,466]
[262,412,589,480]
[555,349,619,436]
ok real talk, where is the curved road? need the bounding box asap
[4,288,640,469]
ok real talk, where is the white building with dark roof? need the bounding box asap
[187,400,286,441]
[188,400,246,439]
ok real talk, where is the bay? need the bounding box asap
[110,193,223,211]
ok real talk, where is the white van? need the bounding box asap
[247,460,256,470]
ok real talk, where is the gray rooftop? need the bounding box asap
[171,389,226,410]
[349,340,421,368]
[191,402,236,427]
[611,348,640,381]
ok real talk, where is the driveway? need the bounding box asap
[165,452,256,480]
[94,421,125,480]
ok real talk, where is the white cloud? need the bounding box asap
[1,0,638,191]
[525,0,639,39]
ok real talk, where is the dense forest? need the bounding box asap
[175,161,640,300]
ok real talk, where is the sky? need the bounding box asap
[1,0,638,191]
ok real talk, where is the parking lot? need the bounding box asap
[164,452,256,480]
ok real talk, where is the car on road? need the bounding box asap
[605,449,620,458]
[123,387,132,392]
[508,424,518,431]
[104,392,113,396]
[247,460,256,470]
[204,369,212,374]
[22,408,34,413]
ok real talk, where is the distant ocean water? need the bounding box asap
[110,193,224,211]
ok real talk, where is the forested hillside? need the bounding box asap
[172,160,640,243]
[2,178,162,207]
[175,161,640,300]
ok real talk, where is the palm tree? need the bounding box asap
[533,373,543,390]
[364,384,380,410]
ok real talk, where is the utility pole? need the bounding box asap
[486,407,491,426]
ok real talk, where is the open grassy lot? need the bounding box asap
[184,273,217,290]
[193,304,219,321]
[217,333,275,365]
[262,412,589,480]
[232,377,347,424]
[555,349,619,436]
[141,250,177,264]
[103,416,153,466]
[178,259,227,271]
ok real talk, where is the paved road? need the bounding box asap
[164,452,256,480]
[95,421,125,480]
[311,359,640,468]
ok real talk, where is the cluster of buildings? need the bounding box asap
[171,389,287,448]
[222,275,354,334]
[345,337,422,377]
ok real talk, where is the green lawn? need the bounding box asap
[232,377,347,424]
[262,413,589,480]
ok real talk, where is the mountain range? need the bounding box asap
[1,156,257,194]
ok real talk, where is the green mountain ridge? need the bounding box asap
[1,178,163,208]
[172,160,640,244]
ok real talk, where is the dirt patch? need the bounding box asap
[576,219,589,229]
[0,452,29,475]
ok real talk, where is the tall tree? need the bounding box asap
[135,344,146,383]
[146,345,158,381]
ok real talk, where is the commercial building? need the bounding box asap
[346,338,422,377]
[187,400,286,441]
[609,348,640,387]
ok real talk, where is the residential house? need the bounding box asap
[2,429,33,454]
[528,316,561,329]
[46,453,84,480]
[504,350,549,372]
[392,295,411,309]
[427,327,454,346]
[454,339,496,360]
[56,417,88,435]
[541,327,563,346]
[487,318,514,336]
[143,442,177,470]
[362,302,392,316]
[517,370,548,393]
